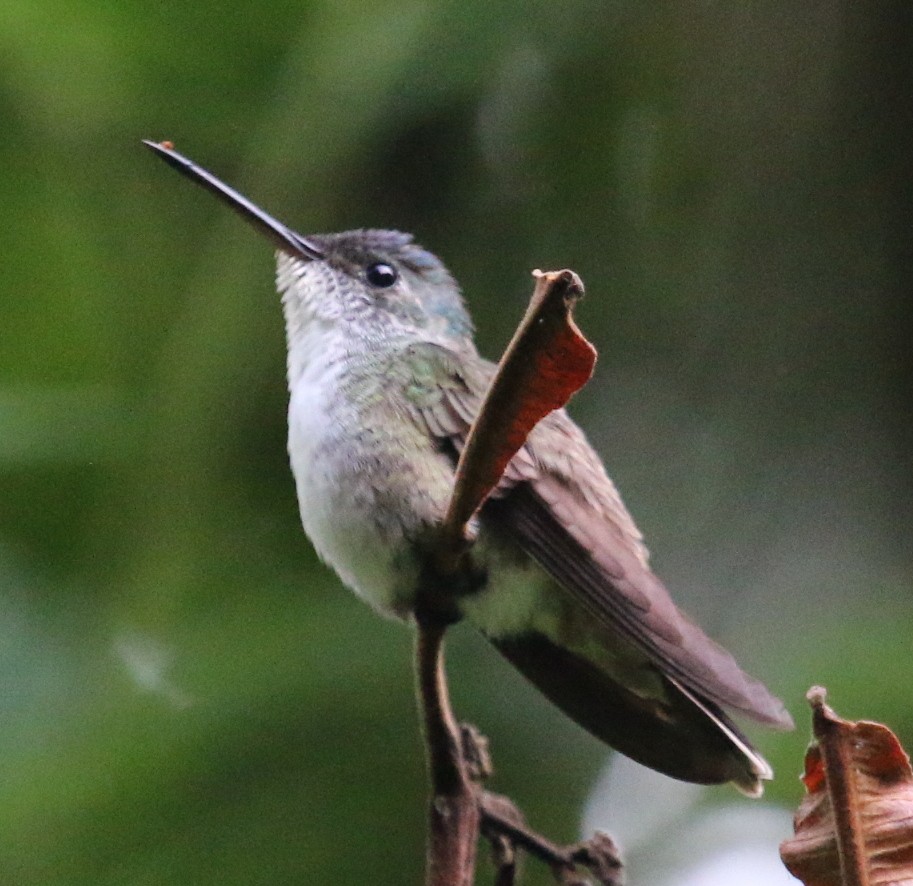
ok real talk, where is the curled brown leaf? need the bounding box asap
[441,269,596,559]
[780,686,913,886]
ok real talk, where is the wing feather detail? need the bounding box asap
[400,342,792,730]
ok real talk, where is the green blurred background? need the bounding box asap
[1,2,910,883]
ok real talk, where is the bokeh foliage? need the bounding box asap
[1,1,910,883]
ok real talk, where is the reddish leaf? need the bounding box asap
[442,269,596,551]
[780,686,913,886]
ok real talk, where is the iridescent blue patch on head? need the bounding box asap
[397,240,451,284]
[392,234,474,339]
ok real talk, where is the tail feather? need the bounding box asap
[491,630,773,794]
[668,677,772,797]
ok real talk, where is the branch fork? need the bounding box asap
[414,270,620,885]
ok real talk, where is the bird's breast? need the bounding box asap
[285,347,455,619]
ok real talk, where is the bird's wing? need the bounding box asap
[401,342,792,729]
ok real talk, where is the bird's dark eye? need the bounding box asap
[365,261,398,288]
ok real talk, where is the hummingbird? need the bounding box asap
[144,140,793,795]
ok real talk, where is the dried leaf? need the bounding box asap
[780,686,913,886]
[442,269,596,550]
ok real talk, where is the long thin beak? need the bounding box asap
[143,140,325,262]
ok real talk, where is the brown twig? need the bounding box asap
[480,794,623,886]
[415,633,624,886]
[415,665,623,886]
[415,617,480,886]
[416,268,608,886]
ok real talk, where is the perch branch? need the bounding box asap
[480,793,623,886]
[416,268,602,886]
[415,618,480,886]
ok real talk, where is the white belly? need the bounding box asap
[286,347,455,618]
[287,381,407,616]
